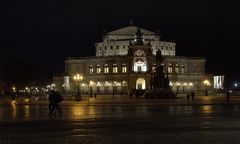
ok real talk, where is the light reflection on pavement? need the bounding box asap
[1,97,240,143]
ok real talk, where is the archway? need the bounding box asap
[136,78,146,90]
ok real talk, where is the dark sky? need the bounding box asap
[0,0,239,86]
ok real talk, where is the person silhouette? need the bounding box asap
[226,91,230,102]
[49,90,63,116]
[191,92,195,101]
[187,93,190,103]
[48,90,55,115]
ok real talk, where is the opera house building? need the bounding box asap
[53,25,223,96]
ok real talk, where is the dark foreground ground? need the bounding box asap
[1,95,240,144]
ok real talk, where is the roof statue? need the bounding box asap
[135,28,144,44]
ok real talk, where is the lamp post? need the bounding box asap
[12,86,16,93]
[12,86,16,100]
[203,80,211,96]
[73,74,83,101]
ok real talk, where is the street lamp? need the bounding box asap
[73,74,83,101]
[12,86,16,93]
[12,86,16,100]
[203,80,211,96]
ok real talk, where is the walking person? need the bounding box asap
[187,93,190,103]
[28,92,32,103]
[11,93,15,100]
[191,92,195,101]
[48,90,55,116]
[226,91,230,102]
[129,91,133,98]
[49,90,63,116]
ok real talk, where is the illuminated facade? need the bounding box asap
[213,75,224,89]
[55,25,214,95]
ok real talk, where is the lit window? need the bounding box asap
[96,65,101,74]
[137,66,141,71]
[175,64,179,73]
[134,59,147,72]
[122,63,127,73]
[168,64,172,73]
[104,64,109,74]
[89,65,94,74]
[181,65,185,74]
[113,64,118,73]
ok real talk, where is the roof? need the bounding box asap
[107,26,157,36]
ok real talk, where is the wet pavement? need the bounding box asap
[1,96,240,143]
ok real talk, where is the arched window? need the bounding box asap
[175,64,179,74]
[136,78,146,90]
[113,64,118,73]
[104,64,109,74]
[104,81,111,94]
[122,81,127,86]
[181,65,185,74]
[96,81,101,94]
[96,64,101,74]
[168,64,172,73]
[89,65,94,74]
[134,59,147,72]
[122,63,127,73]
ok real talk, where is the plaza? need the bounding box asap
[1,95,240,143]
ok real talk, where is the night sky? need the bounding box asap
[0,0,239,87]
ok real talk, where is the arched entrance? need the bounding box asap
[136,78,146,90]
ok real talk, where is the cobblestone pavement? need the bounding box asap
[1,96,240,143]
